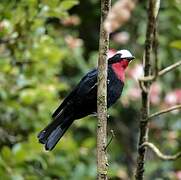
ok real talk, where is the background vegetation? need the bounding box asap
[0,0,180,179]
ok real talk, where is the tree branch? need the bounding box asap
[135,0,160,179]
[148,104,181,119]
[139,60,181,82]
[97,0,111,179]
[135,0,180,178]
[141,142,181,160]
[153,22,159,79]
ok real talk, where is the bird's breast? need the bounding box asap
[111,62,126,82]
[107,68,124,107]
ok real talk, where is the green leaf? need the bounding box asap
[170,40,181,50]
[1,146,13,162]
[12,144,27,163]
[60,0,79,10]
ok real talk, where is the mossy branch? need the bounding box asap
[97,0,111,179]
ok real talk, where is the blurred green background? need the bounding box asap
[0,0,180,179]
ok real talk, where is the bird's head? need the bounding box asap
[108,49,135,69]
[108,49,135,82]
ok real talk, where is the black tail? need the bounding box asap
[38,112,73,151]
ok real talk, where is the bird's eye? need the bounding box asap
[108,53,122,64]
[115,53,122,59]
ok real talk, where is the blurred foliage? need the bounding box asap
[0,0,180,179]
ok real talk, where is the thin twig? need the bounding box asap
[139,60,181,82]
[148,104,181,119]
[105,130,115,150]
[159,60,181,76]
[138,80,148,93]
[141,142,181,160]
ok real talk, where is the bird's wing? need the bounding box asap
[52,69,97,119]
[76,69,97,97]
[52,87,78,119]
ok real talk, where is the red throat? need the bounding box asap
[112,60,129,82]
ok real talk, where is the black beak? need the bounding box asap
[127,56,135,61]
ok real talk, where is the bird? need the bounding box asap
[38,49,135,150]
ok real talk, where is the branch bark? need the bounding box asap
[135,0,160,179]
[148,104,181,119]
[135,0,181,178]
[139,60,181,82]
[97,0,111,179]
[141,142,181,160]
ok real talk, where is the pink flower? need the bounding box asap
[150,82,161,105]
[65,35,83,49]
[127,64,144,80]
[112,31,130,44]
[176,171,181,180]
[107,49,116,58]
[164,89,181,106]
[104,0,136,33]
[127,86,141,101]
[62,15,80,26]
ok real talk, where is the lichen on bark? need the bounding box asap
[97,0,111,179]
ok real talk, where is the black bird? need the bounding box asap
[38,49,135,150]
